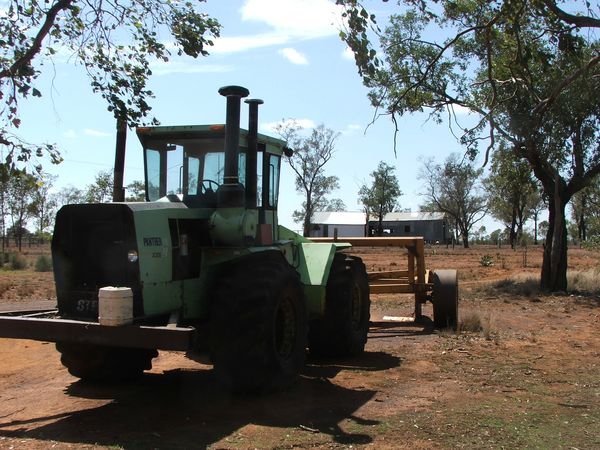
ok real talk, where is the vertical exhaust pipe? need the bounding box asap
[218,86,249,208]
[112,117,127,202]
[244,98,263,208]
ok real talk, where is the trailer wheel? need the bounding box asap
[56,343,157,382]
[210,252,307,393]
[308,254,371,357]
[431,269,459,330]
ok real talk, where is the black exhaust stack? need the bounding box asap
[218,85,249,207]
[244,98,263,208]
[112,117,127,202]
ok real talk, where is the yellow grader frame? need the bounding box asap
[311,236,458,329]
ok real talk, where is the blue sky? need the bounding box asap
[16,0,499,234]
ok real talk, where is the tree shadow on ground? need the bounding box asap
[0,351,401,448]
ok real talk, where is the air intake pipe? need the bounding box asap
[217,85,249,207]
[244,98,263,208]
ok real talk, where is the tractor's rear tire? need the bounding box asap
[431,269,459,330]
[308,254,370,357]
[56,342,158,382]
[210,252,307,393]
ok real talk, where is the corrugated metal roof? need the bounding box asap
[311,211,366,225]
[381,212,445,222]
[311,211,445,225]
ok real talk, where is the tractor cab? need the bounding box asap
[136,125,287,211]
[136,88,291,246]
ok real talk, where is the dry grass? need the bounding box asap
[459,310,483,332]
[477,267,600,297]
[0,270,55,302]
[16,282,36,298]
[0,280,14,297]
[567,268,600,294]
[489,274,540,297]
[459,309,496,340]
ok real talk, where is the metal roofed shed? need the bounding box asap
[310,211,367,237]
[368,212,448,243]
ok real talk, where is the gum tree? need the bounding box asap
[338,0,600,291]
[6,168,37,250]
[484,147,540,249]
[0,0,220,169]
[571,177,600,244]
[29,171,57,238]
[420,154,487,248]
[277,122,341,237]
[84,169,113,203]
[358,161,402,236]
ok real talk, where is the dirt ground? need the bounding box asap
[0,244,599,449]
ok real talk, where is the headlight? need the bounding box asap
[127,250,139,263]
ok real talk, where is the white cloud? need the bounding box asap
[241,0,343,40]
[63,128,111,138]
[84,128,111,137]
[208,0,344,55]
[279,48,308,65]
[342,46,355,61]
[210,33,289,54]
[343,123,363,135]
[150,59,233,76]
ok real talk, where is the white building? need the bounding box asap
[309,211,367,237]
[369,212,448,242]
[310,211,448,242]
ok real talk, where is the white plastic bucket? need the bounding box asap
[98,286,133,326]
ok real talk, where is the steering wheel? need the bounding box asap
[199,179,219,194]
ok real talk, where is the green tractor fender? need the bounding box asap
[276,225,351,318]
[294,242,351,318]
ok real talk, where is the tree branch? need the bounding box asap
[532,54,600,119]
[542,0,600,28]
[0,0,74,80]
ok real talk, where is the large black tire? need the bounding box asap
[56,342,158,382]
[210,252,307,393]
[431,269,459,330]
[308,254,370,357]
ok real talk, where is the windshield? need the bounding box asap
[143,137,247,202]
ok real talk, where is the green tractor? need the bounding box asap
[44,86,370,392]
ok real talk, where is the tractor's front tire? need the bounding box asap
[308,254,370,357]
[56,342,157,382]
[210,252,308,393]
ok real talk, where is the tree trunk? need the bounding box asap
[303,197,312,237]
[509,212,517,250]
[517,222,524,245]
[303,216,311,237]
[456,219,469,248]
[459,226,469,248]
[578,193,587,243]
[540,187,568,291]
